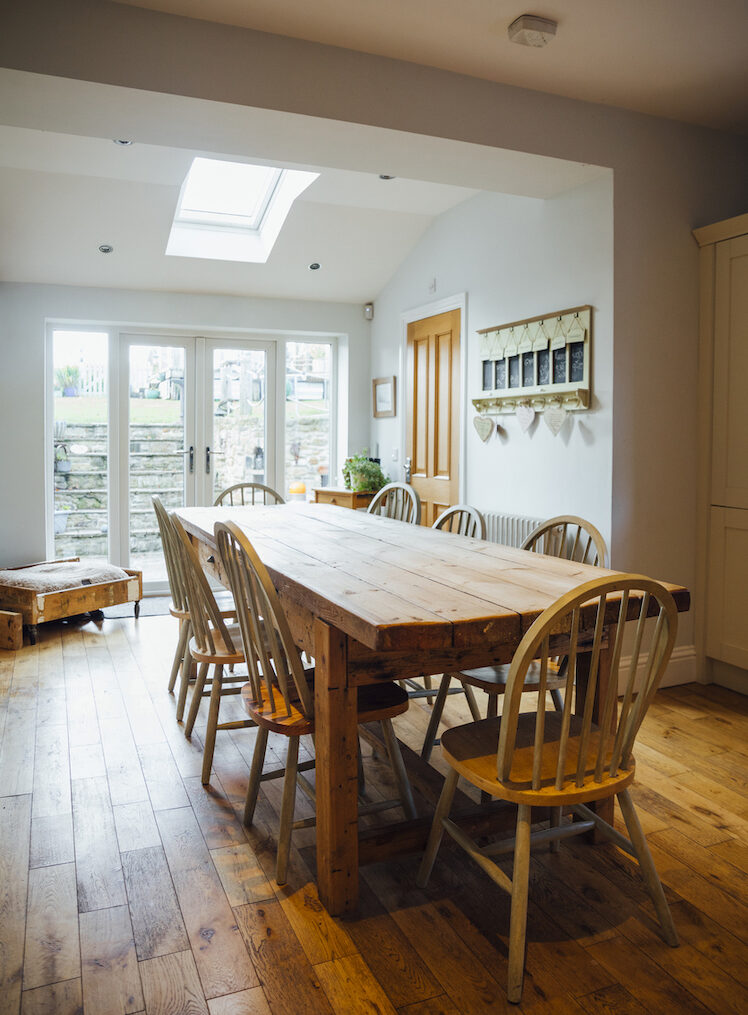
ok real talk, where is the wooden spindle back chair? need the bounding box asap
[215,519,417,884]
[152,495,192,698]
[418,574,679,1004]
[367,482,421,524]
[521,514,608,567]
[432,504,486,539]
[214,482,285,507]
[171,515,249,783]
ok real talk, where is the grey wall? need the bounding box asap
[370,177,614,543]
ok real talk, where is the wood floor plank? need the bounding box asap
[396,998,463,1015]
[234,900,334,1015]
[315,953,398,1014]
[20,976,83,1015]
[23,863,79,990]
[666,899,748,989]
[137,741,190,810]
[98,718,149,807]
[112,801,161,853]
[79,905,143,1015]
[29,812,75,869]
[207,987,272,1014]
[183,776,249,849]
[0,705,36,796]
[650,825,748,907]
[0,794,32,1013]
[575,983,648,1014]
[709,836,748,875]
[121,846,189,961]
[155,806,257,999]
[210,844,275,907]
[69,743,106,781]
[139,950,209,1015]
[71,777,126,913]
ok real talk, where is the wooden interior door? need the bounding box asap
[405,309,461,526]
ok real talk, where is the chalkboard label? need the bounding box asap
[537,348,550,385]
[508,355,520,388]
[482,360,493,390]
[522,352,535,387]
[553,347,567,384]
[495,359,507,389]
[569,341,585,382]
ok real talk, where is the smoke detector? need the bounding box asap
[508,14,557,47]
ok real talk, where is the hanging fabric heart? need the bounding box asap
[516,404,535,433]
[473,414,495,442]
[544,402,568,436]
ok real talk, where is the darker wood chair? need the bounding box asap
[417,573,680,1004]
[215,519,417,885]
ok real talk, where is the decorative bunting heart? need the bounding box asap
[516,404,535,433]
[473,414,495,442]
[544,402,568,436]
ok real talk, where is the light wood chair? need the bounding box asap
[421,514,609,762]
[367,482,421,524]
[404,505,487,708]
[417,573,680,1004]
[214,482,285,506]
[152,495,193,702]
[171,515,253,784]
[215,519,417,885]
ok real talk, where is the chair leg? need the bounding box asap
[380,718,417,819]
[550,688,564,711]
[276,736,300,886]
[507,803,532,1004]
[421,673,453,763]
[423,673,435,706]
[175,621,194,720]
[417,767,459,887]
[183,661,208,734]
[201,664,224,784]
[487,694,499,719]
[244,726,269,827]
[357,738,366,797]
[618,788,678,947]
[168,619,189,693]
[463,683,482,722]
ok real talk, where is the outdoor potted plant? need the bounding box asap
[54,442,72,474]
[342,451,388,492]
[55,364,80,397]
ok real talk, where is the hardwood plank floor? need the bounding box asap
[0,614,746,1014]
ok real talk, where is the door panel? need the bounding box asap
[406,309,461,527]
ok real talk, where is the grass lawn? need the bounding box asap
[55,396,182,425]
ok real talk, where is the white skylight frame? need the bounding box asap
[166,157,319,263]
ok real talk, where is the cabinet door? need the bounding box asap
[706,506,748,668]
[711,234,748,508]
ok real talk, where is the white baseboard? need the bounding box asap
[618,644,697,695]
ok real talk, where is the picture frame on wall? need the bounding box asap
[373,375,396,418]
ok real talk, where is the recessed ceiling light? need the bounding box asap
[98,244,114,254]
[508,14,557,47]
[379,174,396,180]
[308,262,321,271]
[113,138,133,146]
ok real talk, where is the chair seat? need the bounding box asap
[189,623,245,665]
[242,678,409,736]
[169,603,189,621]
[458,659,565,692]
[441,713,635,806]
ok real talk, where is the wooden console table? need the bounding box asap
[312,487,375,510]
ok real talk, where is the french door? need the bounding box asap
[119,334,275,590]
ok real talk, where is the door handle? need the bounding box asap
[403,457,412,483]
[182,446,194,473]
[205,446,224,474]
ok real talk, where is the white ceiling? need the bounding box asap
[0,72,606,302]
[115,0,748,134]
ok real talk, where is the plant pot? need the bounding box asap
[54,511,71,534]
[62,386,78,397]
[55,460,72,474]
[146,389,160,399]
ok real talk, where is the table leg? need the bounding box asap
[314,618,359,915]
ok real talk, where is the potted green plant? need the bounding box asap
[54,442,71,473]
[342,451,388,492]
[55,365,80,397]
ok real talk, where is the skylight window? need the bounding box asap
[166,157,318,264]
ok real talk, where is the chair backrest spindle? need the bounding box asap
[366,482,421,524]
[432,505,486,539]
[214,482,285,507]
[522,515,608,568]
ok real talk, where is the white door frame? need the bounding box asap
[399,293,468,504]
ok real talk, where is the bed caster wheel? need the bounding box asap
[134,601,141,618]
[27,625,38,646]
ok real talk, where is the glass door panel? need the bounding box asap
[285,341,333,499]
[127,342,189,584]
[206,342,271,503]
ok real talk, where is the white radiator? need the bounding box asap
[483,511,543,548]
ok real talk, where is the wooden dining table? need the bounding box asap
[175,502,690,916]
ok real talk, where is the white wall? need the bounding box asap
[371,176,614,544]
[0,283,370,566]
